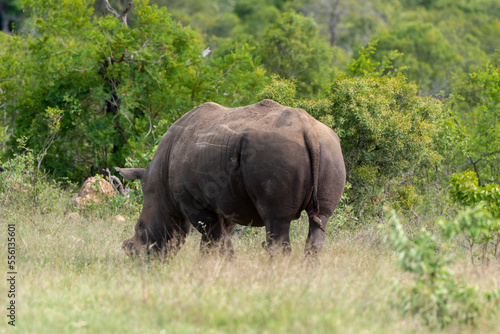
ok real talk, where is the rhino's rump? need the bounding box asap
[162,100,340,227]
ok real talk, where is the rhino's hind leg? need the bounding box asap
[305,213,330,256]
[179,204,234,256]
[191,217,234,256]
[198,221,234,256]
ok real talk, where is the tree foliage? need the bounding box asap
[451,64,500,185]
[447,171,500,264]
[1,0,267,180]
[259,10,332,96]
[373,21,463,95]
[0,0,499,229]
[258,66,446,216]
[320,75,446,213]
[449,171,500,219]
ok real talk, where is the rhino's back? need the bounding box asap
[159,99,343,226]
[172,99,312,134]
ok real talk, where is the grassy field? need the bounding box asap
[1,186,499,333]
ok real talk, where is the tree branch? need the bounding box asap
[472,150,500,165]
[468,155,482,187]
[121,0,133,25]
[452,117,483,185]
[102,0,120,20]
[103,0,133,27]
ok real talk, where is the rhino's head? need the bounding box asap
[114,167,189,257]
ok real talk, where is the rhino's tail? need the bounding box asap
[304,128,321,218]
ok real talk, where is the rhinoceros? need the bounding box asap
[115,99,346,256]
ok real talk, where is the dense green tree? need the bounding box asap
[400,0,500,14]
[259,69,447,216]
[233,0,280,39]
[373,21,463,95]
[451,63,500,185]
[153,0,239,41]
[0,0,23,33]
[259,10,332,96]
[288,0,400,51]
[322,75,446,213]
[368,3,500,95]
[0,0,267,180]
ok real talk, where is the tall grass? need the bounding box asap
[0,162,499,333]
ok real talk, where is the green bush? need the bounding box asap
[259,10,332,97]
[0,138,75,213]
[388,184,423,214]
[256,74,297,105]
[321,75,446,215]
[449,171,500,218]
[384,210,483,327]
[446,171,500,264]
[257,70,447,217]
[0,0,268,181]
[440,205,499,265]
[451,65,500,185]
[0,140,143,222]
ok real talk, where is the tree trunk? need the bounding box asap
[328,0,341,46]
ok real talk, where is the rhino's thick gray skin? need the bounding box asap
[116,99,346,256]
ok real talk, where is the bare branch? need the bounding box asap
[103,0,121,21]
[68,65,96,72]
[103,168,124,194]
[473,150,500,165]
[103,0,133,27]
[35,115,62,179]
[222,64,236,77]
[121,0,133,26]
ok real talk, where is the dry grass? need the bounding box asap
[0,198,499,333]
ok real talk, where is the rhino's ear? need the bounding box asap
[114,167,146,181]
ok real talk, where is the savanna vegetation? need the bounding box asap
[0,0,499,332]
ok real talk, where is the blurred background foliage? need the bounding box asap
[1,0,499,220]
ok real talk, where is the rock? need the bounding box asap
[114,214,127,223]
[74,176,115,207]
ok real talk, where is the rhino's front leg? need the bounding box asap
[262,219,292,256]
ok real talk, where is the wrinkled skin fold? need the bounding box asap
[116,99,346,257]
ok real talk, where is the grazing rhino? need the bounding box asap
[116,99,346,257]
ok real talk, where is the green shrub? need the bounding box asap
[259,10,333,97]
[451,65,500,185]
[256,75,297,106]
[384,207,500,327]
[389,184,423,214]
[0,138,75,213]
[447,171,500,264]
[321,75,446,215]
[1,0,268,181]
[440,205,499,265]
[0,137,143,220]
[384,210,481,327]
[450,171,500,218]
